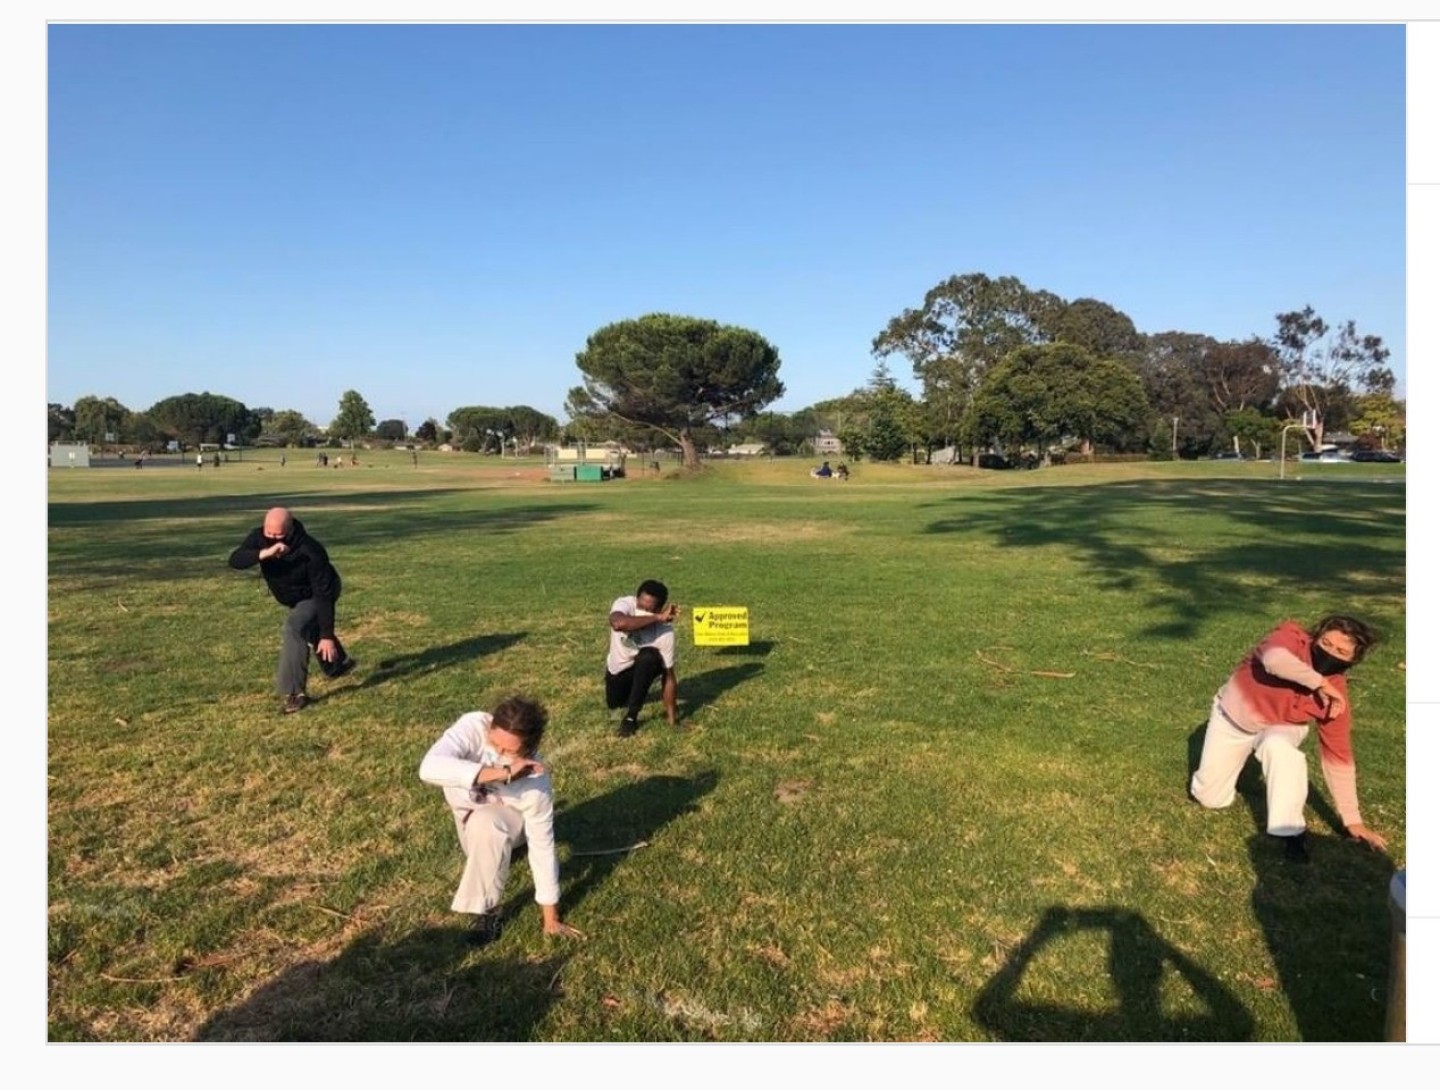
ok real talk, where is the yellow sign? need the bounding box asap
[692,606,750,646]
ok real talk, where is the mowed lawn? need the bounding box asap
[46,452,1406,1042]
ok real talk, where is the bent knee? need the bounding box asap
[1190,779,1235,810]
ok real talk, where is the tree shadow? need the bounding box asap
[972,905,1255,1041]
[680,663,765,718]
[923,479,1403,640]
[501,772,719,923]
[49,492,601,584]
[48,487,479,527]
[1246,833,1395,1041]
[195,925,567,1041]
[359,632,528,690]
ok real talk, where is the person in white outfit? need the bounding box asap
[418,694,583,945]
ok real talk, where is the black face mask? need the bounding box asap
[1311,644,1354,676]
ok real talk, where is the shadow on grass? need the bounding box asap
[360,632,528,689]
[711,640,776,657]
[681,663,765,718]
[1246,833,1395,1041]
[195,926,566,1041]
[49,491,601,581]
[1184,721,1396,1039]
[49,487,479,527]
[972,906,1255,1041]
[519,772,720,921]
[923,479,1403,639]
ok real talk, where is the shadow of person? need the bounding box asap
[680,663,764,719]
[972,906,1254,1041]
[195,925,567,1041]
[502,772,719,923]
[359,632,527,689]
[1246,832,1395,1040]
[711,640,776,658]
[1192,717,1397,1039]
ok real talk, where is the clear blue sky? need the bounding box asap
[48,22,1405,430]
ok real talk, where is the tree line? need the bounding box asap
[50,271,1403,468]
[48,388,562,455]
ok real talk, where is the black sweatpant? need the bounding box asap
[604,646,665,720]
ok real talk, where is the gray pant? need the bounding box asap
[276,598,330,696]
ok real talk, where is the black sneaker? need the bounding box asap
[616,716,639,738]
[1283,831,1311,864]
[467,911,502,947]
[326,656,358,680]
[282,692,309,715]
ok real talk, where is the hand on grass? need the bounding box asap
[1346,823,1388,851]
[541,905,584,939]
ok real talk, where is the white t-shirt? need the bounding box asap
[606,595,677,674]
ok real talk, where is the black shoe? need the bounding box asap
[616,716,639,738]
[1283,831,1311,864]
[325,656,358,680]
[467,911,502,947]
[282,692,309,715]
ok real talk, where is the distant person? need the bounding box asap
[812,460,833,478]
[412,449,418,467]
[418,694,583,946]
[280,454,286,468]
[1190,614,1387,862]
[197,452,205,471]
[227,506,356,714]
[836,462,850,480]
[605,579,680,736]
[213,452,221,468]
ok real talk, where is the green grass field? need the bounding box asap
[46,451,1406,1041]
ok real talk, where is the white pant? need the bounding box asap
[449,803,526,914]
[1190,697,1310,836]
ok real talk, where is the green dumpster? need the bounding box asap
[576,464,604,482]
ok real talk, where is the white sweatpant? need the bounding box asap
[449,803,526,914]
[1190,697,1310,837]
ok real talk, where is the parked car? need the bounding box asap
[1349,449,1403,463]
[1211,451,1248,461]
[976,452,1013,470]
[1299,450,1348,463]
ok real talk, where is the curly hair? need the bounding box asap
[490,694,549,756]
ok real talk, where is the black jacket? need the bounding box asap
[228,517,343,638]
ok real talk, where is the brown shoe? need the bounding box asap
[282,692,309,714]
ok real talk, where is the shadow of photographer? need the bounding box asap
[972,905,1255,1041]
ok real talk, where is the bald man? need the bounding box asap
[229,507,355,713]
